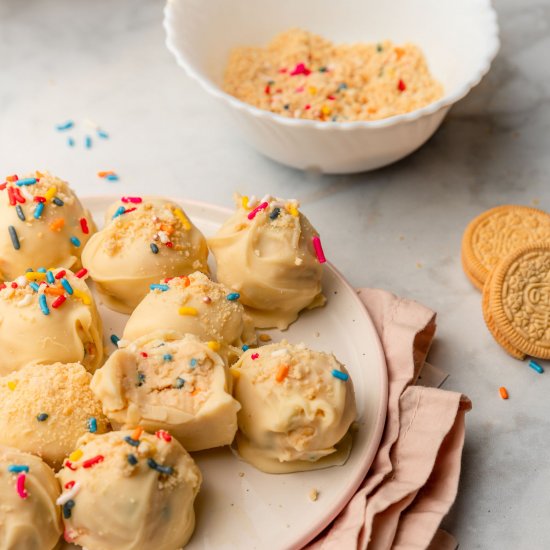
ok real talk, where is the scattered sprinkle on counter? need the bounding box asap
[528,359,544,374]
[499,387,509,400]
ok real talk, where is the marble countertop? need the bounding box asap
[1,0,548,548]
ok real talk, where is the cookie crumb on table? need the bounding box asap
[309,488,319,502]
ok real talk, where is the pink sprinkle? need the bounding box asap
[247,202,269,221]
[251,353,260,360]
[290,63,311,76]
[295,86,304,93]
[312,236,326,263]
[121,196,143,204]
[16,473,28,499]
[155,430,172,442]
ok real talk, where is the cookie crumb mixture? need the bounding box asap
[224,28,443,122]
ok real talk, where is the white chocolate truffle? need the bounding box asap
[123,271,256,347]
[0,268,103,376]
[0,445,62,550]
[91,332,240,452]
[0,363,109,469]
[0,171,96,282]
[82,197,209,314]
[57,430,202,550]
[232,342,356,473]
[208,196,326,330]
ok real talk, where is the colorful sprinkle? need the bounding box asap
[49,218,65,232]
[242,345,249,352]
[156,430,172,442]
[88,417,97,433]
[16,178,37,186]
[44,186,57,201]
[29,282,39,292]
[397,79,406,92]
[226,292,240,301]
[112,206,125,219]
[97,129,109,139]
[247,201,269,220]
[528,360,544,374]
[105,173,119,181]
[121,196,142,204]
[147,458,173,476]
[69,449,83,462]
[15,205,25,221]
[331,369,349,381]
[179,306,198,316]
[241,196,249,209]
[73,289,91,305]
[7,465,29,473]
[37,412,49,422]
[175,377,185,389]
[80,218,89,234]
[16,473,28,499]
[75,268,87,279]
[132,426,144,441]
[499,387,509,400]
[111,334,120,346]
[276,364,290,383]
[137,372,145,386]
[82,455,104,469]
[84,135,92,149]
[127,454,138,466]
[150,284,169,292]
[63,500,76,519]
[53,197,64,206]
[46,270,55,284]
[269,208,280,220]
[163,354,173,362]
[8,226,20,250]
[38,295,49,315]
[51,295,67,309]
[56,120,74,131]
[189,358,197,367]
[150,243,159,254]
[124,436,140,447]
[61,278,74,295]
[7,381,17,391]
[290,62,311,76]
[98,171,115,178]
[37,268,47,273]
[312,236,327,263]
[173,208,192,231]
[57,482,81,506]
[33,202,44,219]
[70,235,81,247]
[251,353,260,360]
[67,137,75,147]
[207,341,221,352]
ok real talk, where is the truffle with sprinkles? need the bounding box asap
[57,429,202,550]
[91,331,241,451]
[0,363,110,469]
[0,267,103,375]
[0,445,62,549]
[0,171,96,281]
[82,196,209,314]
[208,194,326,329]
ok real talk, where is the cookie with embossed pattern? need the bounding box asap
[489,243,550,359]
[462,205,550,289]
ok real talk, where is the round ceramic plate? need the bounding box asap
[72,196,388,550]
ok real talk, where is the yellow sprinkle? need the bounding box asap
[241,196,249,209]
[73,289,91,305]
[321,105,331,116]
[229,368,240,379]
[7,381,17,391]
[69,449,83,462]
[308,86,317,95]
[173,208,191,231]
[35,170,45,178]
[286,204,299,217]
[25,272,46,281]
[179,306,198,316]
[207,341,221,352]
[259,333,272,342]
[44,186,57,201]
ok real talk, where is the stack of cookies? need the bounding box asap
[461,205,550,360]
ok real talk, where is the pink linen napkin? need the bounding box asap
[306,288,471,550]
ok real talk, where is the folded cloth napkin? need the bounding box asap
[306,288,471,550]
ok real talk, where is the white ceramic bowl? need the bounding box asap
[164,0,499,174]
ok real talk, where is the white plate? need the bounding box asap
[75,196,388,550]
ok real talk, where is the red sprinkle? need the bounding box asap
[0,182,7,191]
[80,218,89,234]
[304,104,311,110]
[264,84,271,95]
[121,197,143,204]
[52,295,67,309]
[0,284,6,290]
[327,95,336,100]
[156,430,172,442]
[165,242,174,248]
[279,68,287,74]
[55,270,67,279]
[82,455,104,469]
[6,175,18,182]
[140,352,148,358]
[34,196,46,203]
[290,63,311,76]
[12,187,25,204]
[398,79,406,92]
[64,461,77,471]
[75,268,88,279]
[247,202,269,221]
[64,480,76,489]
[251,353,260,360]
[7,187,16,206]
[10,282,18,289]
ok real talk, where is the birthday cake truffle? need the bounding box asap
[82,196,209,313]
[208,195,326,330]
[0,171,95,282]
[58,429,202,550]
[91,332,240,451]
[123,271,256,348]
[231,341,356,473]
[0,268,103,376]
[0,445,62,550]
[0,362,109,469]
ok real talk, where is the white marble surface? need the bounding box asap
[1,1,549,548]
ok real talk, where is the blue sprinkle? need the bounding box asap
[67,137,75,147]
[39,295,49,315]
[127,454,138,466]
[226,292,240,301]
[15,205,25,221]
[85,135,92,149]
[61,278,74,295]
[105,174,119,181]
[175,377,185,389]
[70,236,81,247]
[136,372,145,386]
[53,197,64,207]
[8,226,20,250]
[29,282,39,292]
[37,412,49,422]
[88,417,97,433]
[56,120,74,131]
[242,345,249,352]
[33,202,44,219]
[123,436,140,447]
[112,206,125,219]
[269,208,280,220]
[331,369,349,381]
[528,360,544,374]
[110,334,120,346]
[16,178,37,186]
[150,243,159,254]
[46,271,55,284]
[63,499,75,519]
[150,284,169,292]
[337,82,348,91]
[163,354,173,362]
[147,458,173,476]
[37,267,47,273]
[7,465,29,473]
[97,129,109,139]
[189,358,197,368]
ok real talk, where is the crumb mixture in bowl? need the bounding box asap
[223,28,443,122]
